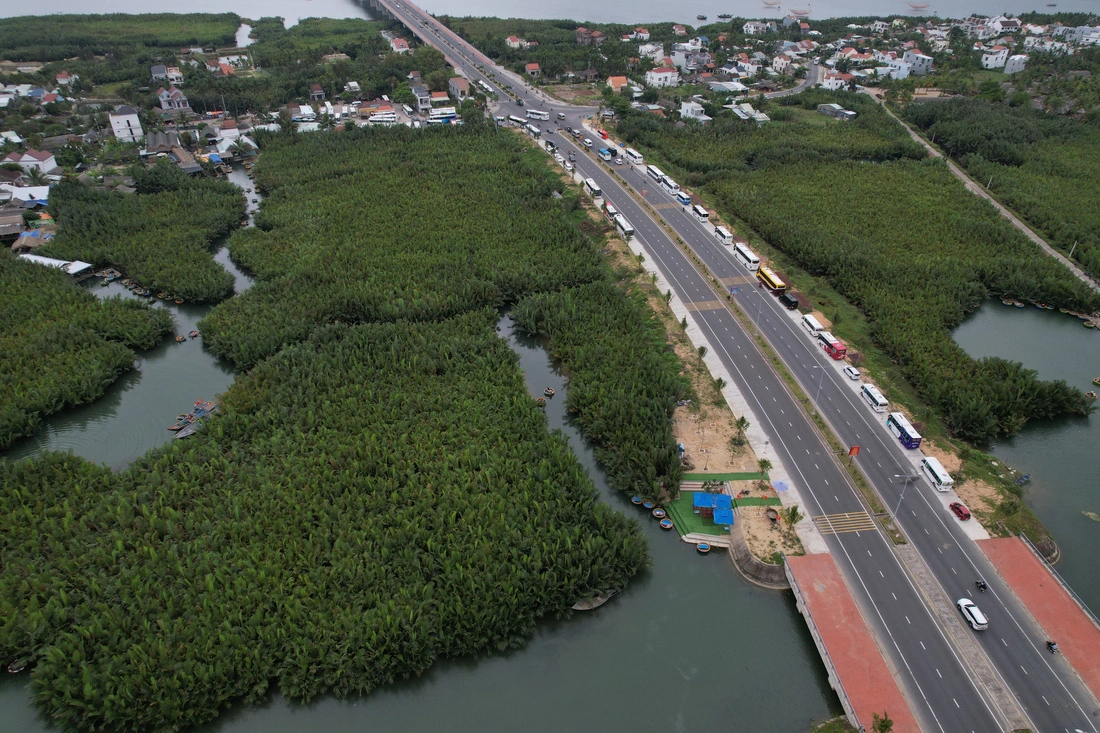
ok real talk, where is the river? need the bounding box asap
[0,300,839,731]
[953,302,1100,612]
[2,0,1094,28]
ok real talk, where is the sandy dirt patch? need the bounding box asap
[923,441,999,515]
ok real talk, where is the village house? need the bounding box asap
[505,35,528,49]
[638,43,664,62]
[633,28,650,41]
[430,91,450,105]
[680,100,711,124]
[981,45,1009,68]
[818,102,857,120]
[1,149,57,173]
[109,105,143,144]
[390,37,410,54]
[448,76,470,100]
[772,54,791,73]
[575,27,606,46]
[672,24,687,36]
[820,72,855,90]
[157,86,191,112]
[644,66,680,88]
[1004,54,1028,74]
[410,85,432,112]
[344,81,361,95]
[54,70,77,86]
[991,16,1022,35]
[902,49,933,75]
[525,63,541,78]
[871,20,890,34]
[309,83,326,101]
[606,75,629,93]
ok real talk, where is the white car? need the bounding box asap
[582,138,593,149]
[843,366,861,381]
[564,162,574,172]
[957,598,988,631]
[554,153,565,163]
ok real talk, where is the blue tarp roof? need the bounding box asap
[714,508,735,525]
[692,493,732,510]
[207,153,223,163]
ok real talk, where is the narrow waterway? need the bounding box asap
[0,311,839,732]
[953,302,1100,611]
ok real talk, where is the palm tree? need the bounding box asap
[228,139,254,159]
[757,458,772,476]
[734,415,749,442]
[25,167,48,185]
[319,113,336,131]
[872,711,894,733]
[781,504,804,529]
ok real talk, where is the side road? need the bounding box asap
[881,102,1100,295]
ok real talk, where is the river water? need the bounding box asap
[953,303,1100,612]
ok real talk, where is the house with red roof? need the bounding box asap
[525,63,541,78]
[55,70,77,86]
[390,37,410,54]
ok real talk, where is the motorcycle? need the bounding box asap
[1046,640,1059,654]
[975,580,987,593]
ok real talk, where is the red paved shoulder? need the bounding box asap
[980,537,1100,699]
[788,553,920,733]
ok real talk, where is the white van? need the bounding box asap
[801,314,824,335]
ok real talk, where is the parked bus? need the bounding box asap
[526,109,550,120]
[886,412,923,449]
[801,314,824,335]
[817,331,847,360]
[674,191,692,207]
[756,266,786,294]
[646,165,665,183]
[692,204,709,222]
[625,147,644,165]
[860,384,888,413]
[614,214,634,240]
[921,456,953,491]
[597,147,612,162]
[603,201,619,220]
[508,115,526,126]
[524,123,541,139]
[714,226,733,245]
[477,80,494,94]
[733,243,760,271]
[583,178,602,198]
[661,176,680,195]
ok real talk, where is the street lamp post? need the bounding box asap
[812,365,826,416]
[893,472,920,517]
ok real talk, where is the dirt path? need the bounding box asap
[880,103,1100,295]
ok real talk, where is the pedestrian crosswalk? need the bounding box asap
[813,512,878,535]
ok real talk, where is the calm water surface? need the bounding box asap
[953,303,1100,612]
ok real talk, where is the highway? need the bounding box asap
[374,2,1100,730]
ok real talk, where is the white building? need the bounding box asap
[772,54,791,73]
[981,45,1009,68]
[638,43,665,62]
[644,67,680,88]
[680,100,711,123]
[1,149,57,172]
[109,105,144,143]
[743,21,774,35]
[902,50,933,76]
[1004,54,1028,74]
[390,38,410,54]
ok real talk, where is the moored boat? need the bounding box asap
[1015,474,1031,486]
[536,397,547,407]
[174,298,184,305]
[7,659,27,674]
[631,495,643,505]
[718,13,732,18]
[643,500,656,510]
[1086,391,1098,400]
[1093,377,1100,386]
[659,517,674,530]
[696,542,711,554]
[652,507,667,519]
[543,387,555,397]
[572,589,617,611]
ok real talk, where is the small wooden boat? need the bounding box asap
[765,507,779,523]
[572,589,617,611]
[1013,301,1025,308]
[189,330,200,339]
[696,542,711,554]
[631,495,643,505]
[642,500,655,510]
[1015,474,1031,486]
[157,292,169,299]
[697,14,708,20]
[543,387,555,397]
[1085,321,1096,329]
[1086,391,1097,400]
[718,13,732,19]
[174,298,184,305]
[1001,299,1013,306]
[536,397,546,407]
[175,335,187,343]
[7,659,27,674]
[167,416,193,431]
[652,508,667,519]
[659,518,674,530]
[1093,377,1100,386]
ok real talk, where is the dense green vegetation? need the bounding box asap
[619,90,1099,442]
[42,161,245,303]
[0,312,648,731]
[902,98,1100,278]
[0,255,172,449]
[0,13,239,61]
[200,125,603,368]
[514,281,688,498]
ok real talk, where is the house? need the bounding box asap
[214,63,235,78]
[165,66,185,85]
[0,131,23,146]
[408,70,422,83]
[142,130,180,155]
[109,105,144,143]
[309,83,326,101]
[817,103,857,120]
[215,134,257,159]
[639,43,664,61]
[345,81,361,95]
[575,27,605,46]
[645,66,680,88]
[820,72,855,90]
[157,86,191,112]
[962,16,995,39]
[633,28,650,41]
[430,91,450,104]
[18,254,93,279]
[410,85,432,112]
[680,100,711,124]
[2,149,57,173]
[217,118,241,140]
[772,54,791,73]
[151,64,169,82]
[902,49,933,75]
[981,45,1009,68]
[1004,54,1028,74]
[505,35,528,49]
[672,24,687,36]
[290,104,316,122]
[390,37,410,54]
[743,21,775,35]
[991,16,1022,35]
[871,20,890,33]
[606,76,629,93]
[55,70,77,86]
[525,63,541,78]
[448,77,470,100]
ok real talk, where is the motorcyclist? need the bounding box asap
[1046,640,1058,653]
[976,580,987,592]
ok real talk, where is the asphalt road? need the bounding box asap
[369,3,1100,730]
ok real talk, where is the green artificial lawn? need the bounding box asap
[666,493,731,537]
[682,472,767,481]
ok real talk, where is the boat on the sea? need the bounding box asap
[1092,376,1100,386]
[1015,474,1031,486]
[718,13,732,19]
[762,0,781,6]
[572,589,617,611]
[697,14,708,20]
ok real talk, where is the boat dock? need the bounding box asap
[786,553,920,733]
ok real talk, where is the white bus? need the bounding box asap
[661,176,680,195]
[691,204,709,222]
[714,226,733,245]
[583,177,602,198]
[526,109,550,120]
[646,164,665,182]
[508,115,526,126]
[921,456,953,491]
[477,80,494,94]
[733,243,760,271]
[603,201,618,220]
[614,214,634,239]
[860,384,888,413]
[673,191,691,206]
[524,123,541,138]
[886,412,923,449]
[801,314,824,335]
[624,147,644,165]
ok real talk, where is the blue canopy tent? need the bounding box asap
[692,492,732,518]
[713,508,734,527]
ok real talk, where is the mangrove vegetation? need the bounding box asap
[617,90,1100,442]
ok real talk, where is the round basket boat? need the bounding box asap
[659,518,674,530]
[631,495,643,505]
[642,500,656,510]
[652,508,667,519]
[536,397,546,407]
[696,542,711,554]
